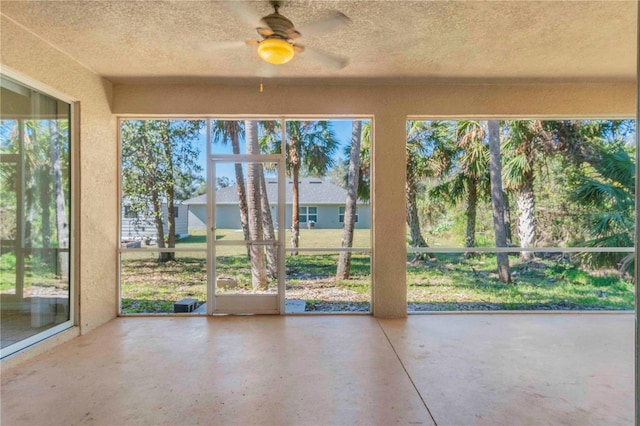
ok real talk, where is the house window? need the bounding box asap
[124,206,138,219]
[300,206,317,223]
[173,206,179,218]
[339,207,358,223]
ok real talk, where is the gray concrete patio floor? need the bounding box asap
[1,313,634,425]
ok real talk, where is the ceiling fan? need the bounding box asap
[224,0,352,70]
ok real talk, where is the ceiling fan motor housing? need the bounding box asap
[259,12,300,41]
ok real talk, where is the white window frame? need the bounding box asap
[300,206,318,224]
[339,206,358,223]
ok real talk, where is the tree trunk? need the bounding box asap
[39,124,51,266]
[40,166,51,249]
[406,183,425,247]
[406,178,433,261]
[50,119,69,277]
[503,191,513,245]
[229,126,250,247]
[517,181,536,261]
[465,179,477,258]
[166,194,176,256]
[151,187,170,262]
[245,120,267,289]
[289,142,300,255]
[336,121,361,279]
[23,125,33,249]
[259,167,277,280]
[487,120,510,283]
[161,129,175,262]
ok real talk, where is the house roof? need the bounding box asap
[183,178,365,206]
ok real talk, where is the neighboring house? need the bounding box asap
[121,203,189,241]
[184,178,370,230]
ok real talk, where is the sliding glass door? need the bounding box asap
[0,74,73,358]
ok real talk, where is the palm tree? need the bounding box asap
[405,120,456,260]
[502,120,546,261]
[211,121,250,244]
[257,153,277,280]
[570,134,635,272]
[487,120,510,283]
[336,121,362,279]
[357,121,372,201]
[429,120,489,256]
[259,120,339,252]
[284,121,339,252]
[245,120,268,289]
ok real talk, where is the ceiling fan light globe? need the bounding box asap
[257,38,295,65]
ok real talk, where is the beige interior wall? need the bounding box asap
[1,16,118,333]
[113,82,635,318]
[113,82,635,117]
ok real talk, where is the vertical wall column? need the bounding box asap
[634,1,639,422]
[372,113,407,317]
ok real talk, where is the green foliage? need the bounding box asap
[408,119,634,271]
[0,118,70,248]
[429,219,454,236]
[286,120,339,176]
[0,252,17,291]
[419,120,490,208]
[121,120,204,248]
[1,251,16,269]
[502,120,544,190]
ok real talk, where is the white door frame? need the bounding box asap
[206,122,286,314]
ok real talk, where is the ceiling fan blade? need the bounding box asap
[245,39,261,47]
[224,1,266,29]
[296,11,351,38]
[302,46,349,70]
[257,27,274,37]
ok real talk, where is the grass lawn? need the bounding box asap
[123,228,370,258]
[120,252,371,313]
[119,229,634,314]
[408,253,634,311]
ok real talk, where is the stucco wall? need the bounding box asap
[113,81,635,318]
[2,16,117,333]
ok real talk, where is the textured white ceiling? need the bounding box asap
[1,0,637,85]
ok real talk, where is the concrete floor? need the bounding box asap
[1,314,634,425]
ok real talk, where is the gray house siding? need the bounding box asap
[196,203,370,230]
[121,204,189,240]
[188,205,208,230]
[184,179,371,231]
[278,205,370,229]
[174,205,189,236]
[121,214,155,240]
[215,205,242,229]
